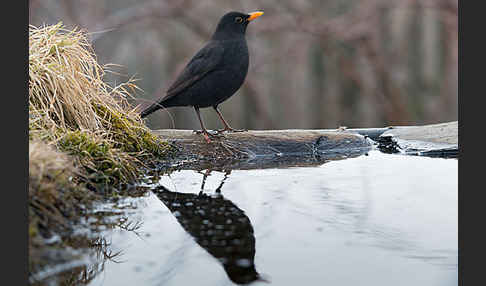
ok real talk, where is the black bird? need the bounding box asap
[140,11,264,143]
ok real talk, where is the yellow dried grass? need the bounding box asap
[29,22,140,132]
[29,22,170,187]
[29,139,76,191]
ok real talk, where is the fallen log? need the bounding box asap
[151,129,372,170]
[151,121,458,170]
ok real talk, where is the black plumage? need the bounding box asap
[140,11,264,143]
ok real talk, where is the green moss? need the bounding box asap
[57,130,135,186]
[31,102,173,189]
[92,102,172,157]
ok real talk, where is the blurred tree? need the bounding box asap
[29,0,458,130]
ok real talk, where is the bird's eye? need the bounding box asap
[235,17,243,23]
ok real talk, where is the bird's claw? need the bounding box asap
[193,130,225,143]
[193,130,224,136]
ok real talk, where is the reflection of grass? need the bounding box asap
[117,217,143,233]
[32,237,124,286]
[28,22,174,282]
[58,216,146,285]
[91,237,125,264]
[30,209,146,285]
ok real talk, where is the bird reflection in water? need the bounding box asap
[153,169,268,284]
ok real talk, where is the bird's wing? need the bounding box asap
[163,41,224,100]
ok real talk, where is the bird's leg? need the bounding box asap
[193,107,212,143]
[193,107,223,138]
[213,106,247,133]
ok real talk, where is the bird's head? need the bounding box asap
[212,11,264,40]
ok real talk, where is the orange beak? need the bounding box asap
[247,11,264,21]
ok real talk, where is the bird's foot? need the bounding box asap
[216,127,247,134]
[193,129,224,136]
[193,130,224,143]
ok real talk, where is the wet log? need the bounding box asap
[152,129,372,169]
[151,121,458,169]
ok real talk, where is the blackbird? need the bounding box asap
[140,11,264,143]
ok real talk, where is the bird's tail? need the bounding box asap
[140,101,165,118]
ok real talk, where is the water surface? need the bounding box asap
[87,151,457,286]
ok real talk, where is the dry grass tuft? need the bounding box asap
[28,139,85,241]
[29,22,135,131]
[29,22,171,187]
[29,139,76,191]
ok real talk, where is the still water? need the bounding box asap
[87,151,457,286]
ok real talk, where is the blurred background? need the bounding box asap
[29,0,458,130]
